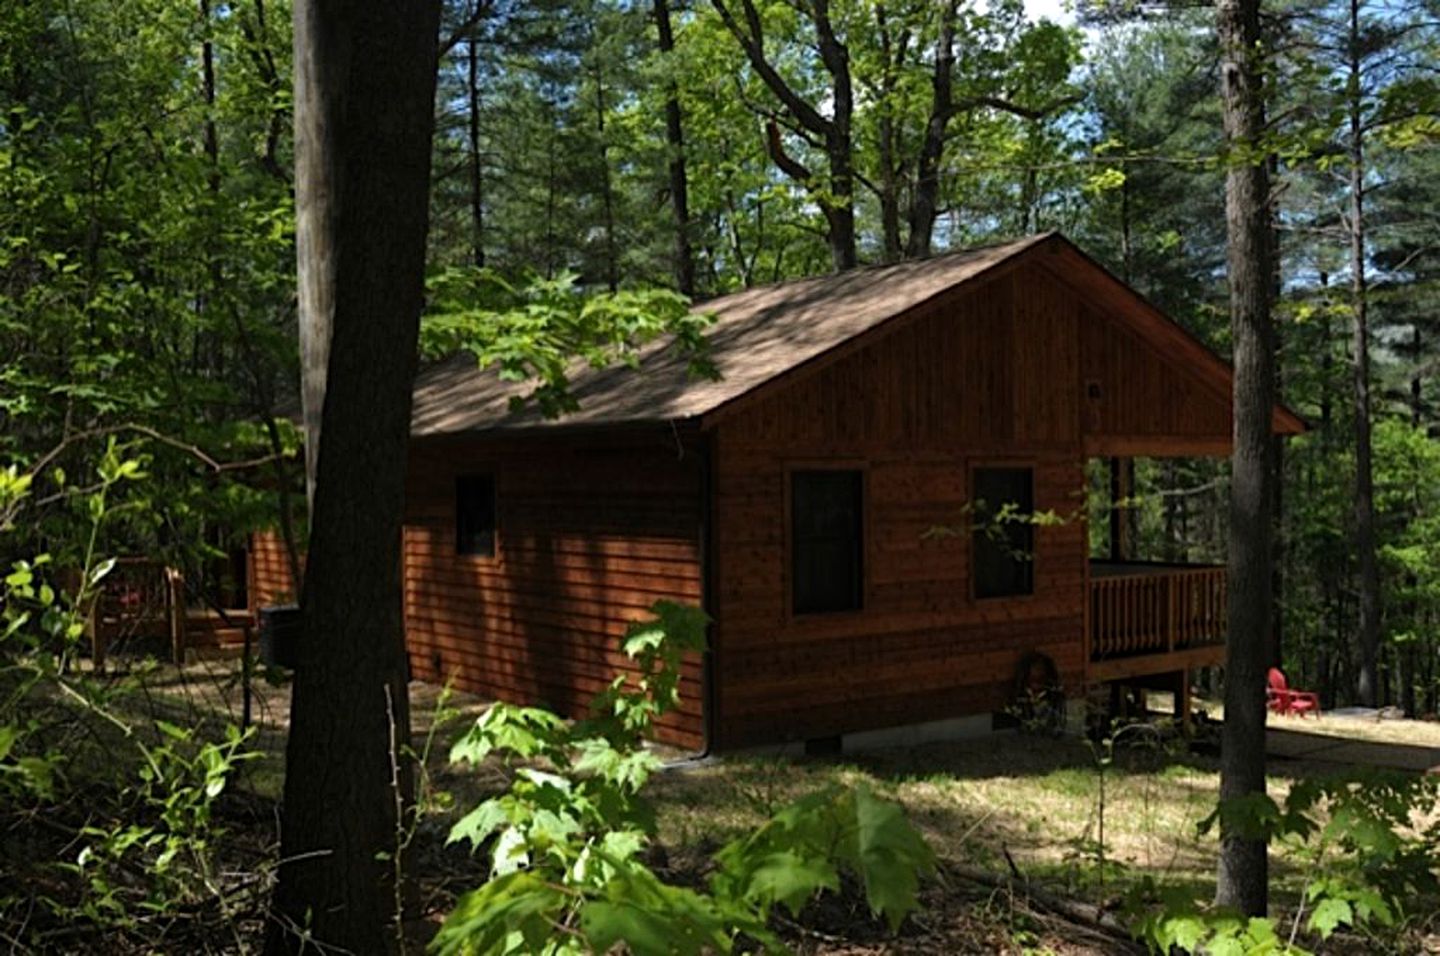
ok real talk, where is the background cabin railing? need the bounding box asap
[82,557,253,666]
[1089,563,1226,660]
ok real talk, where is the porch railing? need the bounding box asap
[1089,563,1227,660]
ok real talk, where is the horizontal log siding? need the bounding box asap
[710,265,1091,748]
[403,431,706,749]
[249,529,299,610]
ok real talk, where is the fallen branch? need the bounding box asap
[943,862,1145,953]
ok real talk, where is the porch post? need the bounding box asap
[1172,667,1192,730]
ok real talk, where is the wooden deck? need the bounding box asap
[85,557,252,664]
[1087,561,1227,681]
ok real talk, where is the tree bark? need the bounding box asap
[1347,0,1381,707]
[267,0,440,950]
[653,0,696,296]
[1215,0,1273,918]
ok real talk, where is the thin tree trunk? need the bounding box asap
[267,0,440,950]
[544,103,558,279]
[905,0,958,259]
[1215,0,1274,918]
[873,3,903,262]
[814,0,856,270]
[200,0,223,378]
[1404,324,1422,714]
[1269,152,1285,670]
[653,0,695,295]
[713,0,856,270]
[593,59,619,292]
[1119,152,1133,284]
[1162,459,1180,561]
[466,27,485,268]
[1348,0,1381,707]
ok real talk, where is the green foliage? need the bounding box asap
[71,721,256,924]
[436,600,935,954]
[421,268,717,418]
[1128,771,1440,953]
[1,452,258,941]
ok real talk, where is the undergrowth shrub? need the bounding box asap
[2,446,258,948]
[437,600,937,955]
[1126,770,1440,954]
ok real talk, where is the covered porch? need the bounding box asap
[1086,560,1227,682]
[1081,449,1233,722]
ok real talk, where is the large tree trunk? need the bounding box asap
[267,0,440,951]
[1348,0,1381,707]
[653,0,695,296]
[1215,0,1274,918]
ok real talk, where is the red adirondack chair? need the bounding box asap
[1267,668,1320,717]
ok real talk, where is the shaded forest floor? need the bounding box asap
[34,656,1440,954]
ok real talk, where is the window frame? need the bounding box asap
[968,462,1037,603]
[454,472,500,560]
[785,462,868,618]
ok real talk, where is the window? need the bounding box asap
[791,470,863,614]
[456,474,497,557]
[972,467,1034,599]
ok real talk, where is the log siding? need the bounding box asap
[401,429,707,748]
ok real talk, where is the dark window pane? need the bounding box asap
[973,467,1034,599]
[792,470,863,614]
[456,474,496,556]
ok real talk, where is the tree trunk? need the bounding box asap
[713,0,856,270]
[1348,0,1381,707]
[1269,152,1285,670]
[814,0,856,271]
[1404,324,1422,715]
[905,0,958,259]
[1215,0,1273,918]
[465,25,485,269]
[593,58,619,292]
[267,0,440,950]
[872,3,903,263]
[652,0,695,296]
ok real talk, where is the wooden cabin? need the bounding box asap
[250,233,1304,751]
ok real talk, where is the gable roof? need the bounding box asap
[409,232,1306,437]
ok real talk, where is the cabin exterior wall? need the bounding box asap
[708,264,1092,748]
[249,529,298,611]
[401,428,707,748]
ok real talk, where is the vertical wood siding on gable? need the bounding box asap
[709,264,1090,748]
[401,431,706,749]
[1078,303,1233,447]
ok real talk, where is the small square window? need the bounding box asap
[456,474,496,557]
[792,470,863,614]
[973,467,1034,599]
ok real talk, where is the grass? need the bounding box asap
[102,656,1440,951]
[649,734,1275,902]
